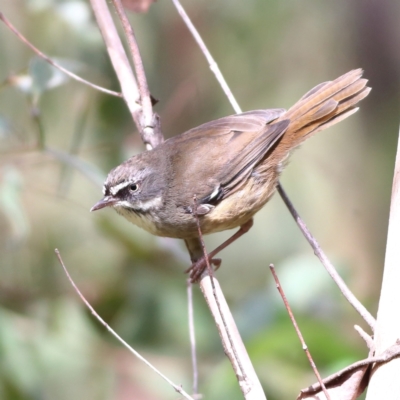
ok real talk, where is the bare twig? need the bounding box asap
[91,0,162,148]
[276,183,376,330]
[0,12,121,97]
[270,264,330,400]
[192,197,242,376]
[199,275,266,399]
[192,198,265,399]
[187,281,199,396]
[171,0,242,114]
[354,325,374,351]
[300,341,400,399]
[111,0,163,149]
[89,0,142,126]
[54,249,195,400]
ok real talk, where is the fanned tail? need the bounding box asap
[274,69,371,153]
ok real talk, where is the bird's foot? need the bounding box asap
[185,257,222,283]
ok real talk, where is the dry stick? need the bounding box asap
[111,0,163,149]
[54,249,195,400]
[0,12,121,98]
[192,200,266,400]
[198,278,266,399]
[276,183,376,330]
[270,264,331,400]
[171,0,242,114]
[186,281,199,396]
[354,325,375,351]
[192,198,245,377]
[170,0,375,334]
[89,0,142,128]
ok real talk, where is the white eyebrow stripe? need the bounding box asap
[110,181,131,196]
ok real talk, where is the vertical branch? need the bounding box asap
[89,0,163,148]
[111,0,163,148]
[187,281,199,396]
[199,275,267,400]
[277,183,375,330]
[366,126,400,400]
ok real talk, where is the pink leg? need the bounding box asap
[186,218,254,282]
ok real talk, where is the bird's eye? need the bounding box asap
[129,183,139,192]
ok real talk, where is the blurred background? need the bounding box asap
[0,0,399,399]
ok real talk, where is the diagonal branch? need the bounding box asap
[0,12,121,97]
[111,0,163,148]
[55,249,195,400]
[270,264,330,400]
[171,0,242,114]
[276,183,375,330]
[89,0,163,149]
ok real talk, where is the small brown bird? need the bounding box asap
[92,69,370,279]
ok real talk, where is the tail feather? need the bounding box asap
[274,69,370,152]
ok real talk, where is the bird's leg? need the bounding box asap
[185,218,254,282]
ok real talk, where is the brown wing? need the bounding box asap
[165,109,289,208]
[178,108,285,140]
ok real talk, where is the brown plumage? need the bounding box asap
[92,69,370,241]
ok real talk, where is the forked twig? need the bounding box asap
[270,264,331,400]
[54,249,195,400]
[111,0,163,149]
[276,183,375,330]
[0,12,121,97]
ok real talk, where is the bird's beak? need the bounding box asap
[90,197,117,212]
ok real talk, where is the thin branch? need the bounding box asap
[199,274,267,399]
[171,0,242,114]
[354,325,374,351]
[191,199,265,399]
[276,183,376,330]
[187,281,199,397]
[270,264,330,400]
[301,341,400,399]
[54,249,195,400]
[89,0,141,125]
[0,12,121,98]
[111,0,163,149]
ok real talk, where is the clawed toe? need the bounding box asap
[185,257,222,282]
